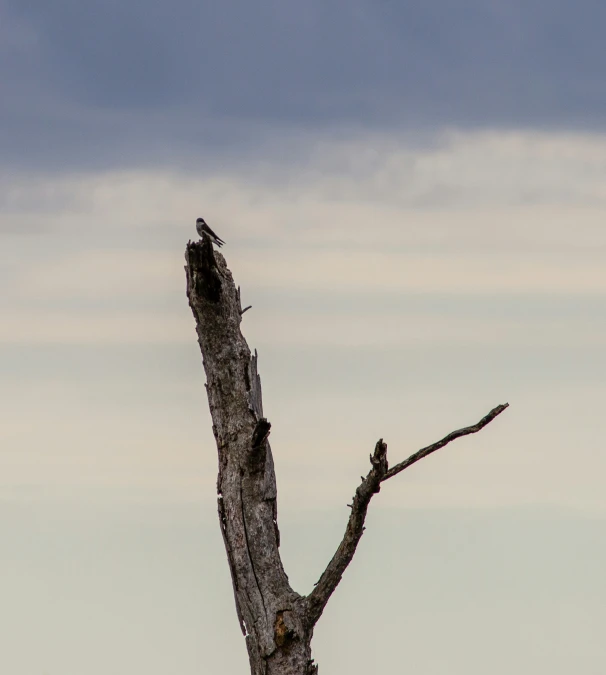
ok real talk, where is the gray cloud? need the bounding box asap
[2,0,606,170]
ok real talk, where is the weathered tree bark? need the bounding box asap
[185,238,508,675]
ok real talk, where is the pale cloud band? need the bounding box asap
[2,128,606,513]
[2,130,606,347]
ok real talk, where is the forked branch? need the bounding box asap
[186,237,509,673]
[305,403,509,626]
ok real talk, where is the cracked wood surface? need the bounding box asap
[185,238,508,674]
[186,239,313,675]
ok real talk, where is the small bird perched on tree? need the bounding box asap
[196,217,225,247]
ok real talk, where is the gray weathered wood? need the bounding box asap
[185,237,508,674]
[186,238,315,675]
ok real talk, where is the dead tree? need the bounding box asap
[185,237,508,675]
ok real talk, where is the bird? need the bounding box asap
[196,217,225,247]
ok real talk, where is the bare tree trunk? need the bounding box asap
[185,238,508,674]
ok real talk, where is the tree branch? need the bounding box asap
[382,403,509,481]
[304,402,508,627]
[305,439,388,626]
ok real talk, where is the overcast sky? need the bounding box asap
[2,2,606,674]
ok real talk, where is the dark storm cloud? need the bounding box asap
[2,0,606,170]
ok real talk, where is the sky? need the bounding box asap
[2,1,606,673]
